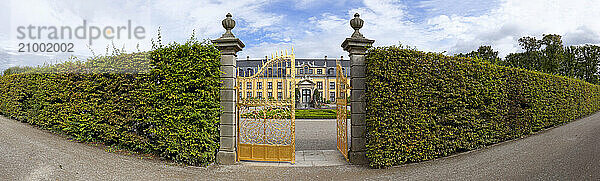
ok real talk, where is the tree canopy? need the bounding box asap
[458,34,600,84]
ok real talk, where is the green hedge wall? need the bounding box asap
[365,46,600,168]
[0,39,221,166]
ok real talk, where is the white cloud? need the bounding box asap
[3,0,154,67]
[3,0,600,70]
[294,0,321,9]
[1,0,281,68]
[150,0,282,41]
[254,0,600,60]
[242,0,436,58]
[425,0,600,56]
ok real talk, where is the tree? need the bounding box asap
[311,88,321,108]
[460,34,600,85]
[539,34,564,74]
[295,88,300,103]
[505,36,543,71]
[457,46,501,65]
[503,34,600,84]
[564,45,600,84]
[505,34,565,74]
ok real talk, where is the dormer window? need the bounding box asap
[247,68,254,76]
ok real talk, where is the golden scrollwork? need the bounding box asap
[237,48,296,163]
[336,59,350,160]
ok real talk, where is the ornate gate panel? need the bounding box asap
[237,49,296,163]
[336,59,350,160]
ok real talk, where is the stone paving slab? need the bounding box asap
[240,150,349,167]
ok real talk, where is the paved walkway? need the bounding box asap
[1,112,599,180]
[240,119,348,167]
[295,119,338,151]
[241,150,349,167]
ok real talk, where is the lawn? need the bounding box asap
[240,108,347,119]
[295,109,346,119]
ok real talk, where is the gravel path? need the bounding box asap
[295,119,337,151]
[1,113,599,180]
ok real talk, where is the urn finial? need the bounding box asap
[350,13,364,39]
[221,13,236,38]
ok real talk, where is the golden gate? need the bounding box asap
[336,59,350,160]
[236,49,296,163]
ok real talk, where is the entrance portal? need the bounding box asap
[301,89,311,104]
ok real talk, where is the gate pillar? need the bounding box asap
[212,13,245,165]
[341,13,374,165]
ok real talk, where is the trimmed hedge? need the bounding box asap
[365,47,600,168]
[0,39,221,166]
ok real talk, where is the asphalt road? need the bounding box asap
[1,112,599,180]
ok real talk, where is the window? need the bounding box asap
[317,69,322,74]
[239,68,244,77]
[278,92,283,99]
[247,91,252,98]
[267,68,272,76]
[247,68,254,76]
[239,92,243,99]
[330,82,335,90]
[277,82,282,89]
[330,92,335,102]
[299,69,303,74]
[257,82,263,89]
[320,92,323,101]
[268,82,273,89]
[304,66,309,74]
[268,92,273,98]
[309,69,314,74]
[302,89,311,103]
[317,81,323,89]
[327,68,334,75]
[246,82,252,90]
[257,92,263,98]
[278,68,283,76]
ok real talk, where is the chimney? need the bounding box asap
[247,56,249,60]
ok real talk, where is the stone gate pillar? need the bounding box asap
[341,13,374,165]
[212,13,244,165]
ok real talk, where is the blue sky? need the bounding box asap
[2,0,600,71]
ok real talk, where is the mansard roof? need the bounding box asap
[236,57,350,68]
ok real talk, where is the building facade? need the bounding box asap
[237,56,350,107]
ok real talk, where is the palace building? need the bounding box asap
[236,56,350,106]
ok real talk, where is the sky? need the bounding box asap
[1,0,600,71]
